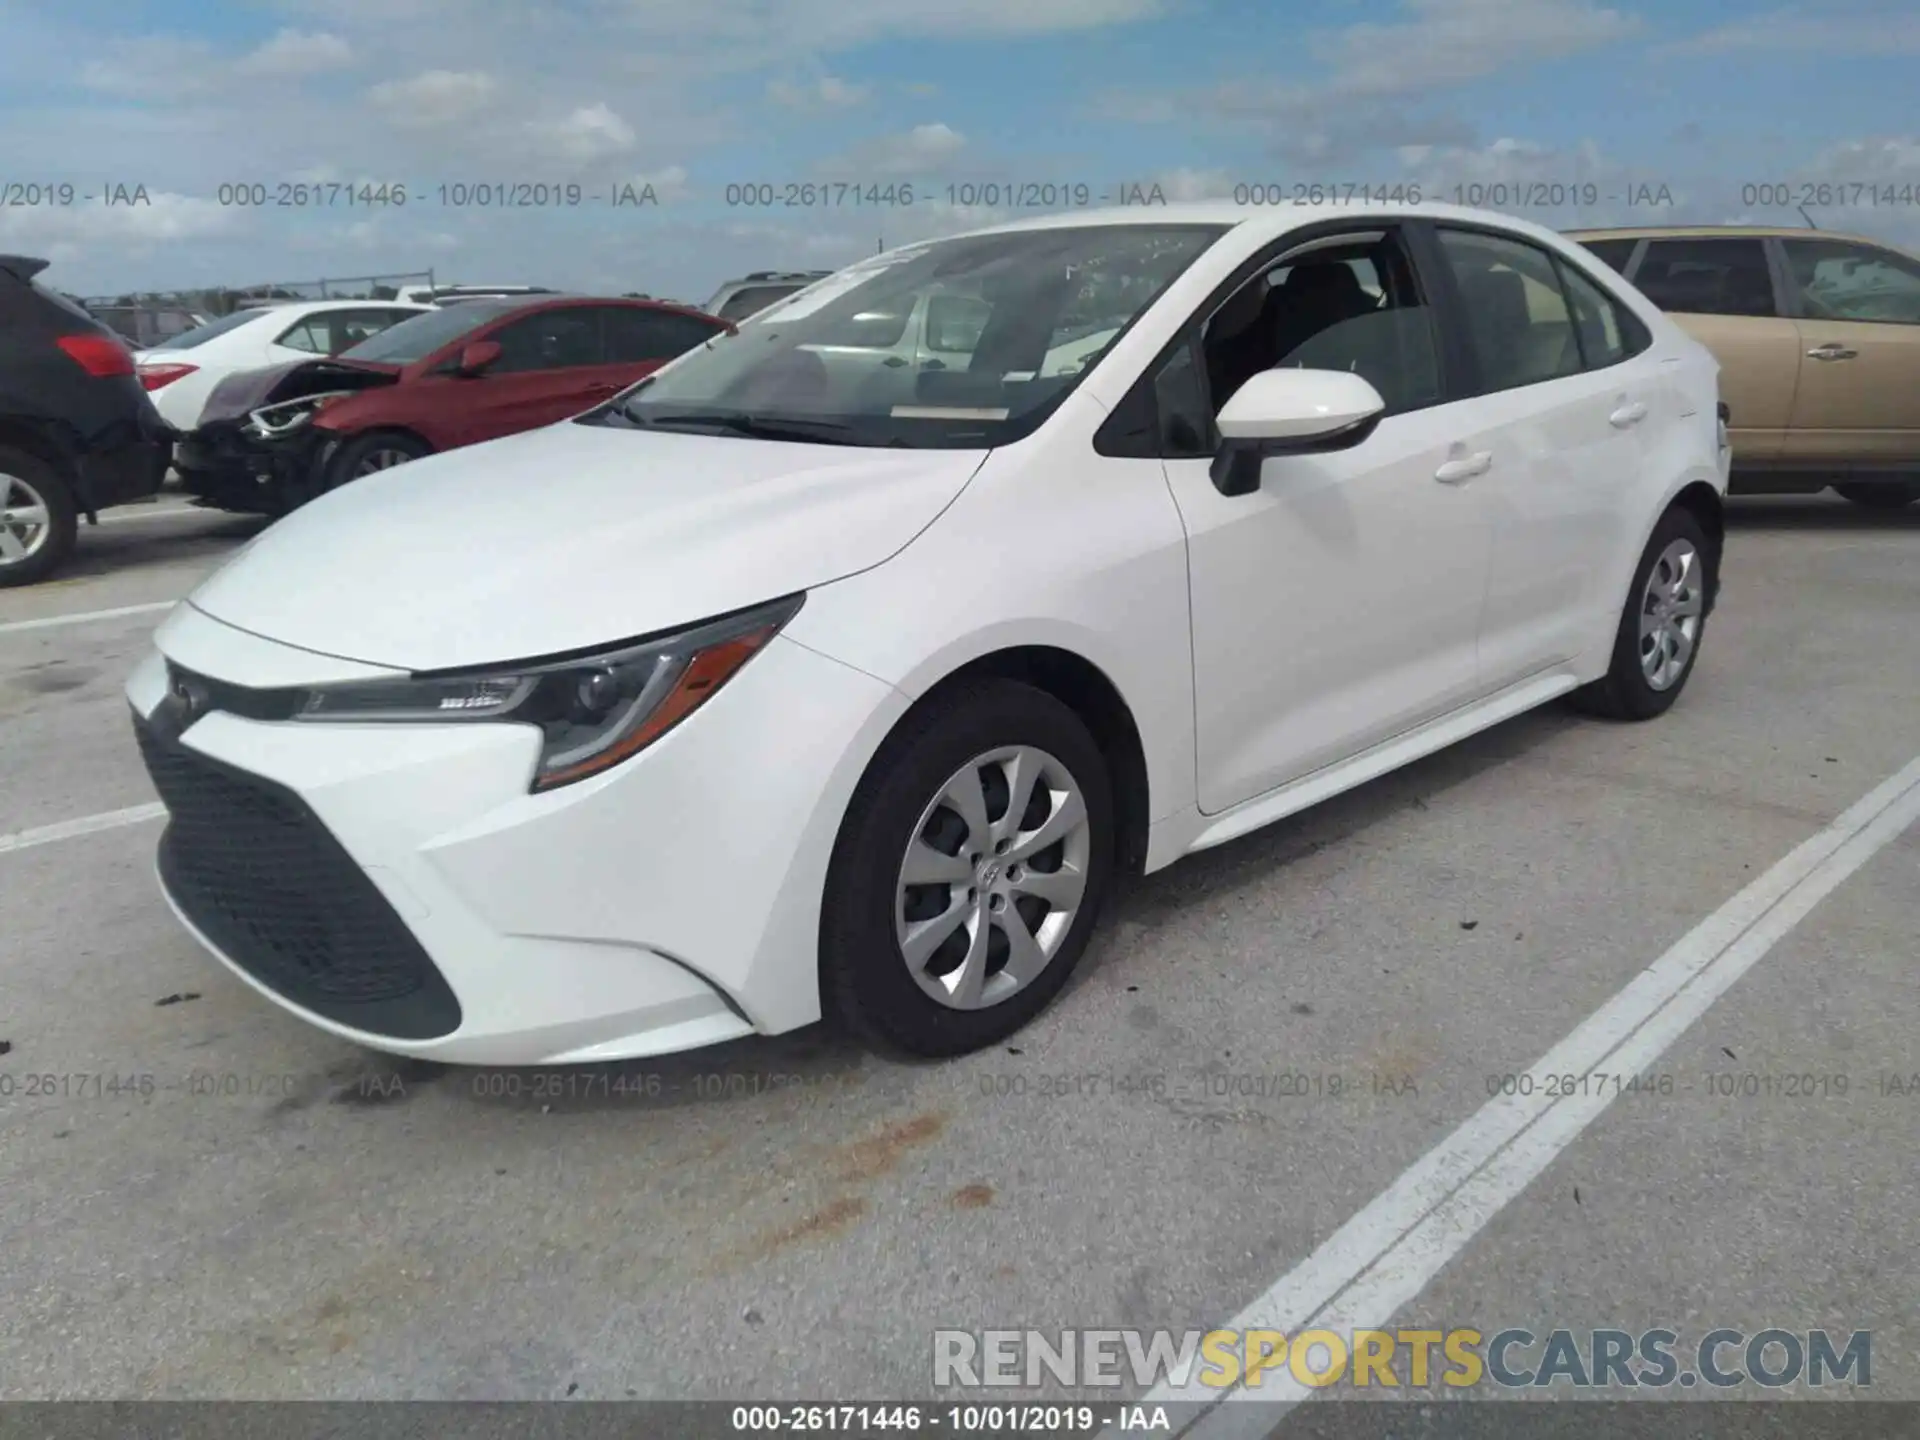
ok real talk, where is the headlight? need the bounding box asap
[293,594,803,791]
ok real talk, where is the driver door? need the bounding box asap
[1156,224,1495,814]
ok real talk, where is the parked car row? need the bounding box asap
[7,218,1919,588]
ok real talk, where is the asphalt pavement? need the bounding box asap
[1,493,1915,1420]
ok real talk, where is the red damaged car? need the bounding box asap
[176,294,731,513]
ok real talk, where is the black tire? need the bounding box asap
[821,679,1116,1058]
[0,446,80,589]
[1833,482,1920,511]
[1570,506,1715,721]
[323,431,432,495]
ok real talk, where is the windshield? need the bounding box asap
[598,224,1226,448]
[151,309,266,350]
[340,300,518,364]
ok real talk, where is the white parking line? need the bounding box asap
[0,600,176,636]
[0,802,166,856]
[1136,751,1920,1439]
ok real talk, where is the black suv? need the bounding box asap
[1,255,176,586]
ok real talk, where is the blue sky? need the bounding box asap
[2,0,1916,302]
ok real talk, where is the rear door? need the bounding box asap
[438,305,607,446]
[1428,224,1660,685]
[599,305,728,393]
[1776,236,1920,467]
[1625,236,1795,463]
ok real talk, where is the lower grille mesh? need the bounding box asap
[134,712,461,1039]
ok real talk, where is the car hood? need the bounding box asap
[196,358,401,423]
[186,420,987,670]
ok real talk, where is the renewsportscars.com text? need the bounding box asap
[932,1327,1872,1390]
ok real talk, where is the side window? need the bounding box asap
[1576,238,1639,274]
[327,309,409,355]
[814,300,912,349]
[487,309,603,373]
[603,307,724,362]
[718,285,800,322]
[1555,259,1646,369]
[1199,231,1442,417]
[274,317,330,353]
[1631,239,1777,318]
[1435,228,1584,393]
[1784,239,1920,325]
[924,294,991,354]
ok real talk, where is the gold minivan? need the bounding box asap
[1568,225,1920,509]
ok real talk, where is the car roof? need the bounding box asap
[475,293,723,319]
[1566,223,1901,249]
[939,198,1597,254]
[234,298,432,316]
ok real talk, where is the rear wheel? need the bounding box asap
[1570,506,1714,721]
[0,447,79,588]
[1833,482,1920,510]
[821,679,1115,1058]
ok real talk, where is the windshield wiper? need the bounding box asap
[630,410,883,446]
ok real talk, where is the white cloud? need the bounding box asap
[821,122,968,178]
[1151,167,1236,201]
[1659,6,1920,56]
[1394,138,1699,223]
[767,75,869,110]
[599,0,1163,51]
[1098,0,1639,162]
[78,37,216,100]
[629,165,692,202]
[0,192,241,255]
[367,69,499,126]
[236,29,354,75]
[1809,137,1920,177]
[529,103,639,166]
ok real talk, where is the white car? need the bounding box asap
[126,202,1730,1065]
[134,300,430,430]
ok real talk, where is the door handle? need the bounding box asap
[1434,451,1492,484]
[882,356,909,368]
[1806,343,1858,361]
[1608,401,1648,428]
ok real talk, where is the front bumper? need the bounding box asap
[127,603,909,1065]
[175,422,332,512]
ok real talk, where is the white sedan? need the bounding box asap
[134,300,430,430]
[126,202,1730,1065]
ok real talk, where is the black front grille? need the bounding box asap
[133,711,462,1040]
[166,662,304,722]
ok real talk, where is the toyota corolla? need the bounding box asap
[127,203,1730,1064]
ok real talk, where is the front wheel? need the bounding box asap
[1571,506,1715,721]
[821,679,1115,1058]
[1833,482,1920,511]
[324,431,432,493]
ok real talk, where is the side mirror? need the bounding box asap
[455,339,503,377]
[1209,369,1386,496]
